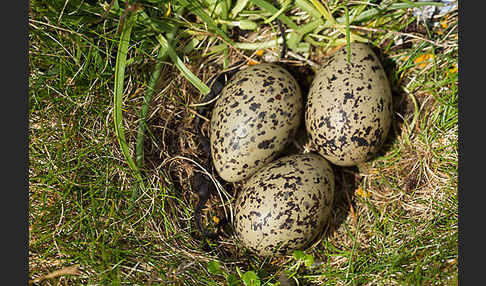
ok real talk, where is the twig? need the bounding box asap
[286,51,319,68]
[29,265,81,284]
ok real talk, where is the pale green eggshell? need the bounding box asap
[234,154,335,256]
[305,43,393,166]
[210,63,302,182]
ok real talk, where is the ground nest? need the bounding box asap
[131,44,416,265]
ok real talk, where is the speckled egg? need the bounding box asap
[210,63,302,182]
[234,154,334,256]
[305,43,393,166]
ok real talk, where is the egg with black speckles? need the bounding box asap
[305,43,393,166]
[233,154,334,256]
[210,63,303,182]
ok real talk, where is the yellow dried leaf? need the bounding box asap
[355,187,370,198]
[441,15,449,29]
[248,59,259,66]
[414,54,434,69]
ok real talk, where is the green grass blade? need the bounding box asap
[309,0,336,24]
[156,34,210,95]
[294,0,321,19]
[249,0,298,31]
[113,11,145,211]
[264,0,291,24]
[176,0,234,44]
[132,40,172,215]
[135,46,169,168]
[135,15,180,169]
[309,0,368,43]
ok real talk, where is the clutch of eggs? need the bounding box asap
[207,43,393,256]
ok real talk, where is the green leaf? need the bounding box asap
[242,271,260,286]
[237,20,258,30]
[292,250,314,266]
[230,0,250,18]
[286,20,321,51]
[207,260,222,275]
[206,0,231,18]
[227,273,240,286]
[304,254,315,267]
[293,250,306,260]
